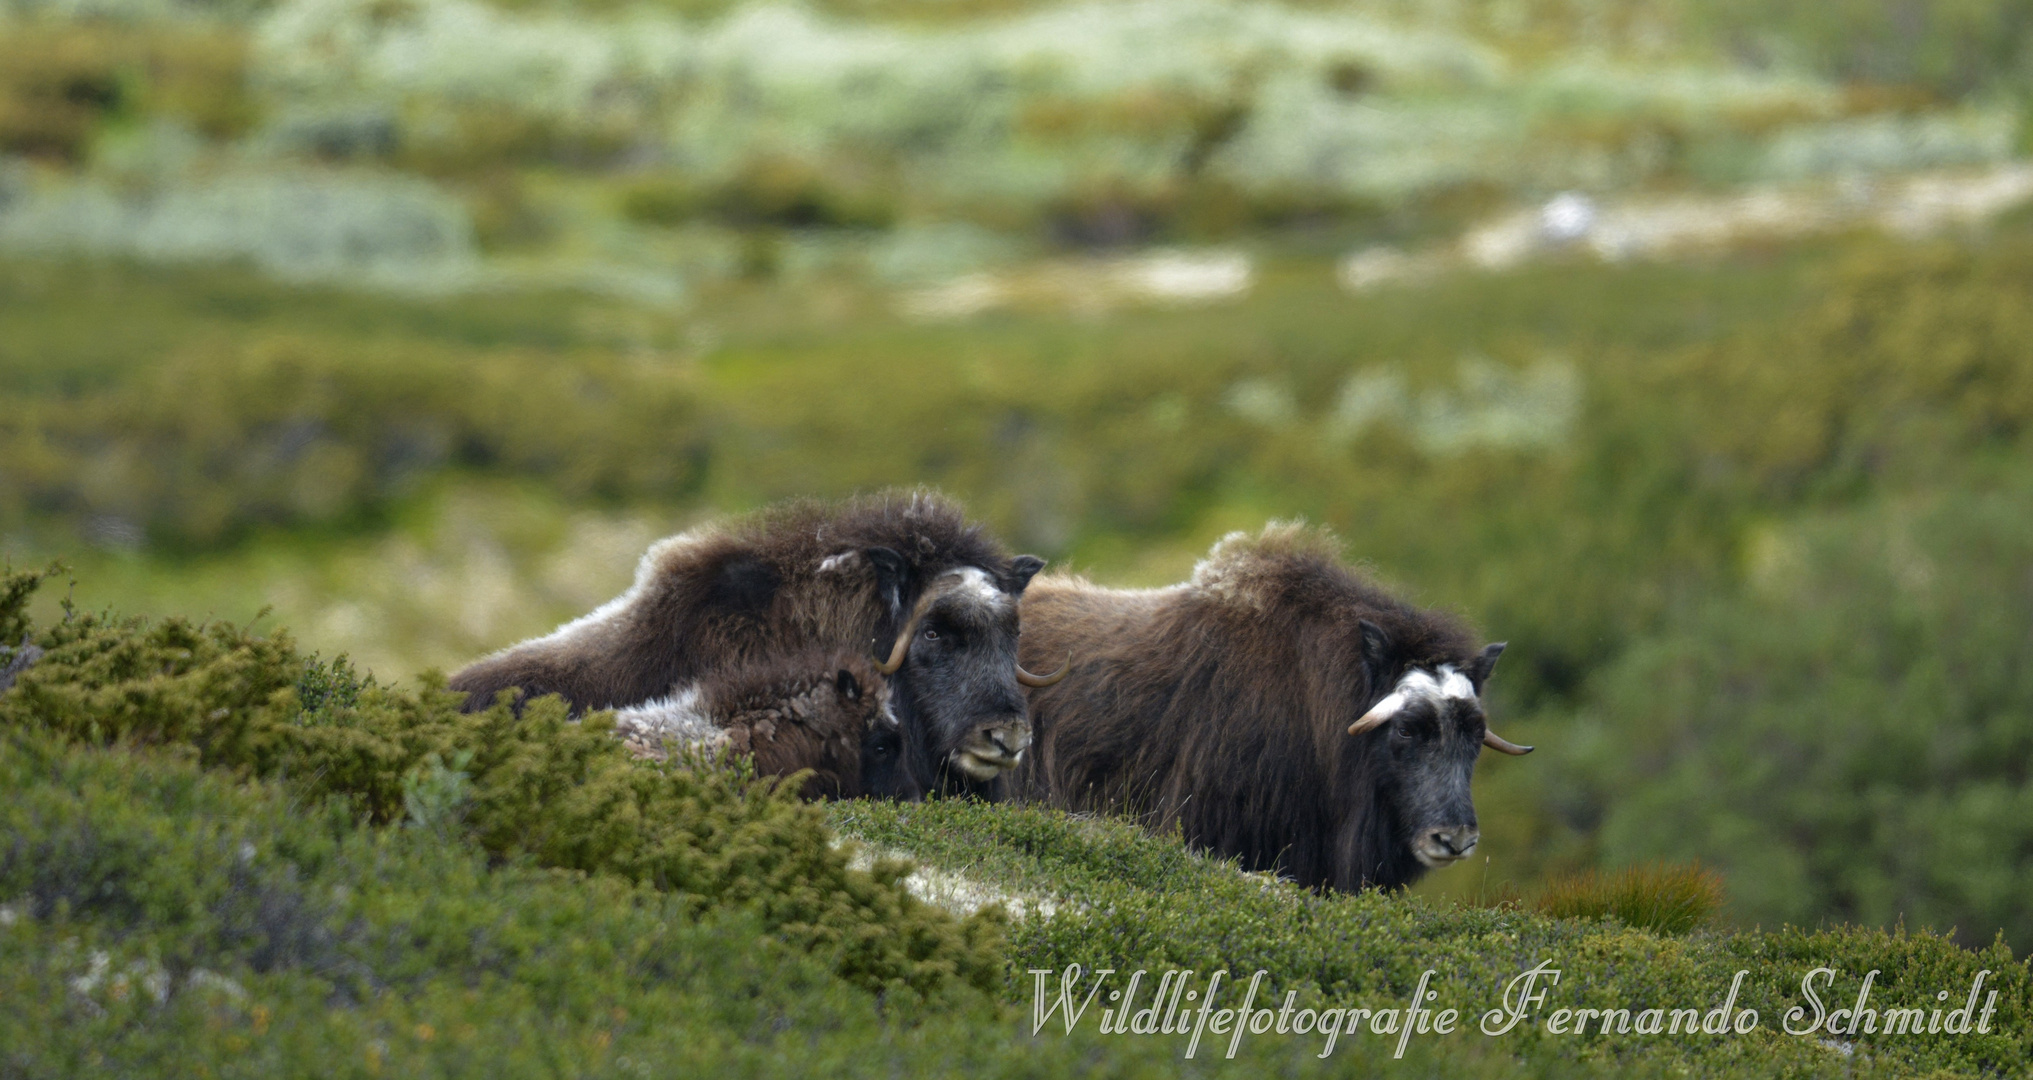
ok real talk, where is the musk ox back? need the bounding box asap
[612,650,909,800]
[447,492,1058,796]
[1012,523,1530,891]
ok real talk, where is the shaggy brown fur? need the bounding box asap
[1012,522,1515,891]
[450,492,1018,713]
[447,491,1044,796]
[612,650,903,800]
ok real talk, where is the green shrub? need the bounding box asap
[0,561,57,646]
[617,173,702,227]
[0,21,254,162]
[619,158,900,232]
[0,330,708,547]
[706,155,899,231]
[837,797,2031,1078]
[1559,477,2033,950]
[0,564,1001,999]
[0,723,1886,1078]
[0,727,1026,1078]
[3,567,2029,1076]
[1688,0,2033,99]
[1648,239,2033,504]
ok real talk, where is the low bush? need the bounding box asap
[2,568,2028,1076]
[1556,476,2033,951]
[0,330,709,548]
[1648,239,2033,504]
[835,797,2031,1077]
[1685,0,2033,100]
[0,564,1002,1000]
[17,716,1998,1078]
[0,727,1033,1078]
[0,20,254,163]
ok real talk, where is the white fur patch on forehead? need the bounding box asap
[1367,664,1479,720]
[932,566,1012,611]
[1433,665,1477,700]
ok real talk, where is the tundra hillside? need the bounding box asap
[6,0,2033,960]
[0,566,2027,1077]
[12,229,2033,952]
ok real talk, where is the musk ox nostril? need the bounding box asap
[988,721,1031,756]
[1426,827,1478,857]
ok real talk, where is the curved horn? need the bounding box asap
[1483,730,1534,755]
[1015,654,1071,687]
[1347,712,1387,736]
[874,625,913,675]
[873,589,942,675]
[1347,692,1405,736]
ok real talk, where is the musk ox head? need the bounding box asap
[741,659,917,801]
[612,650,918,801]
[845,666,919,801]
[1346,624,1525,872]
[866,554,1061,790]
[769,661,914,801]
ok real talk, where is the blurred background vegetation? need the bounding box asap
[3,0,2032,954]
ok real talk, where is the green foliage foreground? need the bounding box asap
[0,563,1002,1004]
[2,565,2028,1077]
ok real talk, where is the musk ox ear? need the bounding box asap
[836,668,861,701]
[1467,642,1506,691]
[705,555,781,617]
[1358,619,1395,689]
[1005,554,1047,594]
[864,546,908,619]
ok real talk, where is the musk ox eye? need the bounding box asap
[921,628,939,641]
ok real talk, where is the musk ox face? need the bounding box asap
[878,560,1052,787]
[849,669,920,800]
[1347,639,1525,873]
[790,665,917,801]
[1369,667,1488,868]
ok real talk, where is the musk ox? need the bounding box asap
[447,492,1065,796]
[611,649,913,801]
[1011,523,1530,892]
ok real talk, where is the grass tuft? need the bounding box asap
[1534,861,1727,935]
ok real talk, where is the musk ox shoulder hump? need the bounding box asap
[1189,520,1350,612]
